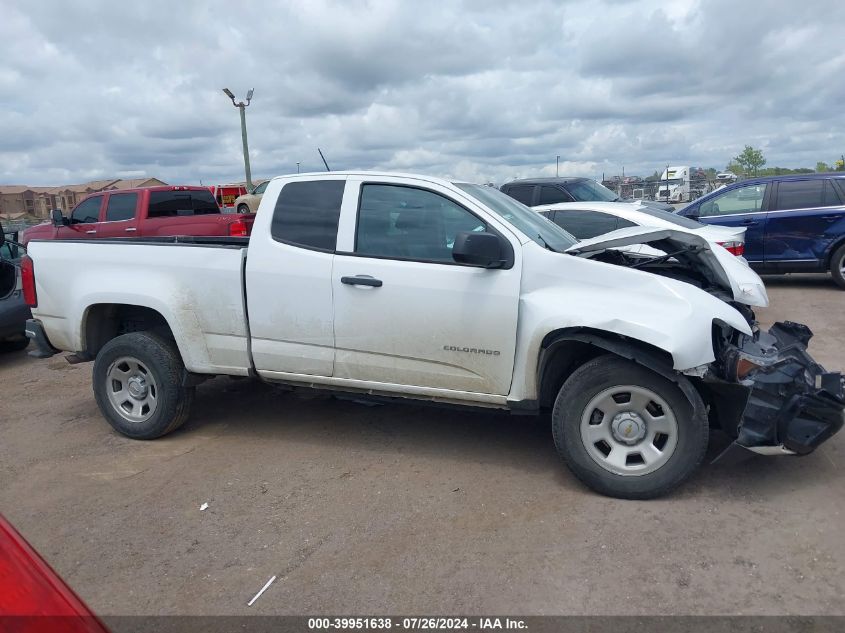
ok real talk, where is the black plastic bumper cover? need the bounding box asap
[24,318,58,359]
[733,321,844,454]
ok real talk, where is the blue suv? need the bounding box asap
[677,173,845,288]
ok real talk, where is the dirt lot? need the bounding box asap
[1,274,843,616]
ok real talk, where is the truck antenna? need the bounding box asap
[318,148,331,172]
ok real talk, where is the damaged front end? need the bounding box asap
[710,321,845,456]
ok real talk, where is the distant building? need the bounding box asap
[0,177,167,220]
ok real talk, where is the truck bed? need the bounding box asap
[27,238,251,375]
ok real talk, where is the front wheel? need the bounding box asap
[552,355,708,499]
[237,204,250,215]
[93,331,194,439]
[830,244,845,289]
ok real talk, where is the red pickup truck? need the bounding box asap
[21,186,254,246]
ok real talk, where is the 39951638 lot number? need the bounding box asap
[308,617,528,630]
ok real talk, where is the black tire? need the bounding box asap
[237,204,250,215]
[0,336,29,352]
[552,355,708,499]
[93,331,194,439]
[830,243,845,289]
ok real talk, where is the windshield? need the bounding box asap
[455,183,577,252]
[637,206,703,229]
[565,179,619,202]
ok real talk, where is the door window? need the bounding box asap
[253,181,268,195]
[105,193,138,222]
[70,197,102,224]
[503,185,534,206]
[699,183,767,217]
[549,210,619,239]
[271,180,345,251]
[355,184,485,263]
[538,186,570,205]
[824,181,843,206]
[774,180,825,211]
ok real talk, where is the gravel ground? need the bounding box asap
[1,273,843,616]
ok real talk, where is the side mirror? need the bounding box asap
[51,209,68,227]
[452,231,510,268]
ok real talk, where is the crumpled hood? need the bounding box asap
[564,226,769,307]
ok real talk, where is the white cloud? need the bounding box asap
[1,0,844,186]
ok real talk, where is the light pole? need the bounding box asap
[556,155,560,177]
[222,88,254,190]
[296,162,300,174]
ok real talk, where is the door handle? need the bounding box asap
[125,227,137,232]
[86,230,97,234]
[341,275,383,287]
[741,219,758,226]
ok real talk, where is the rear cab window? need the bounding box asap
[147,190,221,218]
[271,180,345,251]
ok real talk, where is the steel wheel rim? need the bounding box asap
[106,356,158,423]
[579,384,678,476]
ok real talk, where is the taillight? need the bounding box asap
[228,220,249,237]
[0,515,109,631]
[21,255,37,307]
[717,241,744,257]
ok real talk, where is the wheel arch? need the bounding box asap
[537,328,703,414]
[823,233,845,267]
[82,303,176,358]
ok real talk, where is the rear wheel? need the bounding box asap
[237,204,250,215]
[552,355,708,499]
[830,244,845,289]
[93,331,194,439]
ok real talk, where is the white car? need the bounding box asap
[534,201,746,256]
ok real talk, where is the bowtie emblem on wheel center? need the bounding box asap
[611,411,647,445]
[127,375,148,400]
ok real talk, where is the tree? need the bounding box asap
[816,161,830,173]
[733,145,766,176]
[725,161,744,176]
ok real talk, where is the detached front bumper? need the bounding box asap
[719,321,844,455]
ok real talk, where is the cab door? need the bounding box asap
[245,178,347,377]
[331,178,521,395]
[57,195,104,240]
[97,192,140,238]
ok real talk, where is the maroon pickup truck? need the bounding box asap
[21,186,255,246]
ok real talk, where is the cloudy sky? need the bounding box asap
[2,0,844,186]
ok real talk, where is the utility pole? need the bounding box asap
[556,155,560,177]
[296,162,300,174]
[222,88,254,190]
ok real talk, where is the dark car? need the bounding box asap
[677,173,845,288]
[0,228,31,352]
[500,177,676,212]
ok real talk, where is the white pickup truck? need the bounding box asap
[17,172,844,499]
